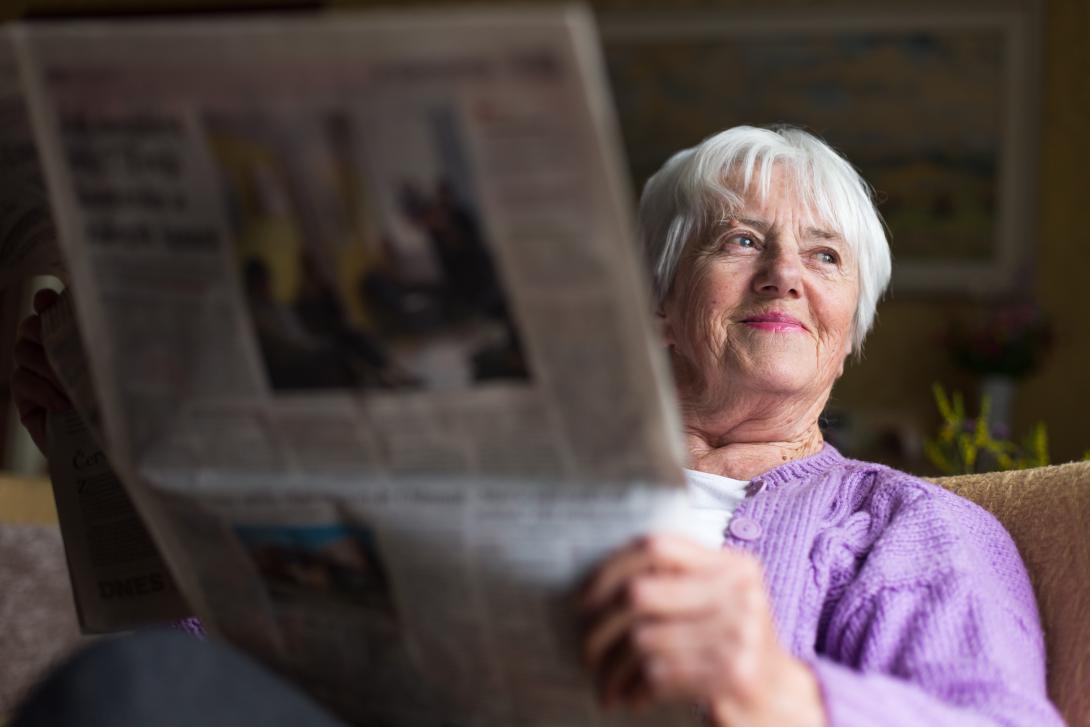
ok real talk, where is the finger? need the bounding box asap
[583,600,639,671]
[580,545,658,614]
[643,650,707,702]
[32,288,60,315]
[585,579,756,703]
[581,534,716,611]
[646,605,779,707]
[583,611,653,710]
[619,573,729,619]
[591,549,768,623]
[16,313,43,345]
[13,338,58,383]
[618,665,654,712]
[11,366,70,413]
[638,533,729,567]
[634,617,737,661]
[635,620,739,703]
[582,567,743,671]
[597,640,646,708]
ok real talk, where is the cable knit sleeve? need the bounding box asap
[804,475,1065,727]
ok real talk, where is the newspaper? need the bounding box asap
[43,291,188,632]
[45,406,190,632]
[0,34,62,287]
[12,7,698,725]
[2,35,171,632]
[3,27,178,631]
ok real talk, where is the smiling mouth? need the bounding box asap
[741,313,805,331]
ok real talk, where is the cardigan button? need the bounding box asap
[728,515,762,541]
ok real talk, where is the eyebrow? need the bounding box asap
[806,227,843,242]
[723,216,843,243]
[731,216,770,233]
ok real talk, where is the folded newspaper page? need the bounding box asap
[3,35,166,632]
[43,290,188,632]
[45,407,190,632]
[4,26,174,631]
[14,7,698,725]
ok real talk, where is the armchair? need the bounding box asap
[936,460,1090,727]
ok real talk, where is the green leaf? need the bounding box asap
[927,385,1068,474]
[974,400,991,446]
[953,390,966,421]
[958,435,977,474]
[924,440,954,475]
[1030,423,1050,467]
[933,383,954,421]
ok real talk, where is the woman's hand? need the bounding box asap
[579,533,825,727]
[12,288,70,456]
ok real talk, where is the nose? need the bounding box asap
[752,244,803,298]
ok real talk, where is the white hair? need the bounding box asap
[638,125,891,352]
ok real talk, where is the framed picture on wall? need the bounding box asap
[600,3,1042,296]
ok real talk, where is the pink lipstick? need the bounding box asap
[741,312,805,332]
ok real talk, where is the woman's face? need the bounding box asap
[661,168,859,415]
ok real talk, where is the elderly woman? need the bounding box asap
[10,126,1062,727]
[578,125,1064,726]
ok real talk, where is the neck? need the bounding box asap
[680,393,827,480]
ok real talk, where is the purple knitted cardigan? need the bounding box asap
[731,444,1064,726]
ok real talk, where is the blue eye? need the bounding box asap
[816,250,839,264]
[726,233,757,249]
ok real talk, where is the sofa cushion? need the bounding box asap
[935,460,1090,727]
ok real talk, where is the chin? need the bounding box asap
[732,356,819,397]
[751,371,817,397]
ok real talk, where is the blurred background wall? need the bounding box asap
[1,0,1087,473]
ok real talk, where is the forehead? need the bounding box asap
[722,165,844,240]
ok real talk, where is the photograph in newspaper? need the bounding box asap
[218,498,446,727]
[235,522,394,612]
[205,109,529,394]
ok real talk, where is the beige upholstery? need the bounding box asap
[935,461,1090,727]
[0,476,83,721]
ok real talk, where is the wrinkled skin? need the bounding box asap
[664,169,859,476]
[581,167,858,726]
